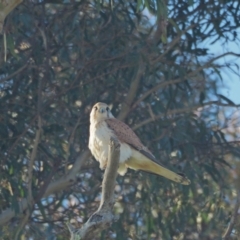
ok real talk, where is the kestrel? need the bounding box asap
[88,102,190,185]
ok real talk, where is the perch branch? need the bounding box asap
[68,137,120,240]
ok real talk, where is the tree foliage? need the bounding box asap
[0,0,240,239]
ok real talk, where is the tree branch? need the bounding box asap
[117,25,197,121]
[117,60,145,121]
[68,137,120,240]
[13,75,43,239]
[222,189,240,239]
[13,117,42,239]
[150,24,196,64]
[0,150,90,226]
[0,61,30,83]
[131,77,182,110]
[132,51,240,111]
[133,101,240,130]
[0,0,23,33]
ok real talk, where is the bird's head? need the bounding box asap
[90,102,114,124]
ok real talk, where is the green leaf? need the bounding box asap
[203,164,221,182]
[157,0,168,19]
[6,35,19,59]
[168,18,181,34]
[161,34,167,44]
[9,165,13,175]
[137,0,143,12]
[214,157,232,169]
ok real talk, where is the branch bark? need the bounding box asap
[0,0,23,33]
[117,60,145,121]
[68,137,120,240]
[222,189,240,240]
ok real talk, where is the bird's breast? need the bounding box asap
[89,121,132,163]
[89,122,110,159]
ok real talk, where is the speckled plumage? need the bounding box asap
[88,102,190,185]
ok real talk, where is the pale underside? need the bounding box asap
[89,120,131,175]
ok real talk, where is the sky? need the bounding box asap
[221,72,240,105]
[214,41,240,105]
[199,20,240,105]
[219,62,240,105]
[143,7,240,105]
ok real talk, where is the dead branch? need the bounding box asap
[68,137,120,240]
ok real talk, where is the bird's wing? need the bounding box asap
[105,118,190,185]
[105,118,157,163]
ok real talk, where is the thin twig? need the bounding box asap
[132,52,240,110]
[132,77,182,110]
[14,211,30,240]
[151,24,196,64]
[64,117,82,173]
[0,61,29,83]
[133,101,240,130]
[28,116,42,201]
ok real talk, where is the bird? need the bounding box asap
[88,102,190,185]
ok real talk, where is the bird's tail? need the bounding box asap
[125,153,190,185]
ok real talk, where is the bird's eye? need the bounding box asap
[106,107,109,111]
[94,106,98,110]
